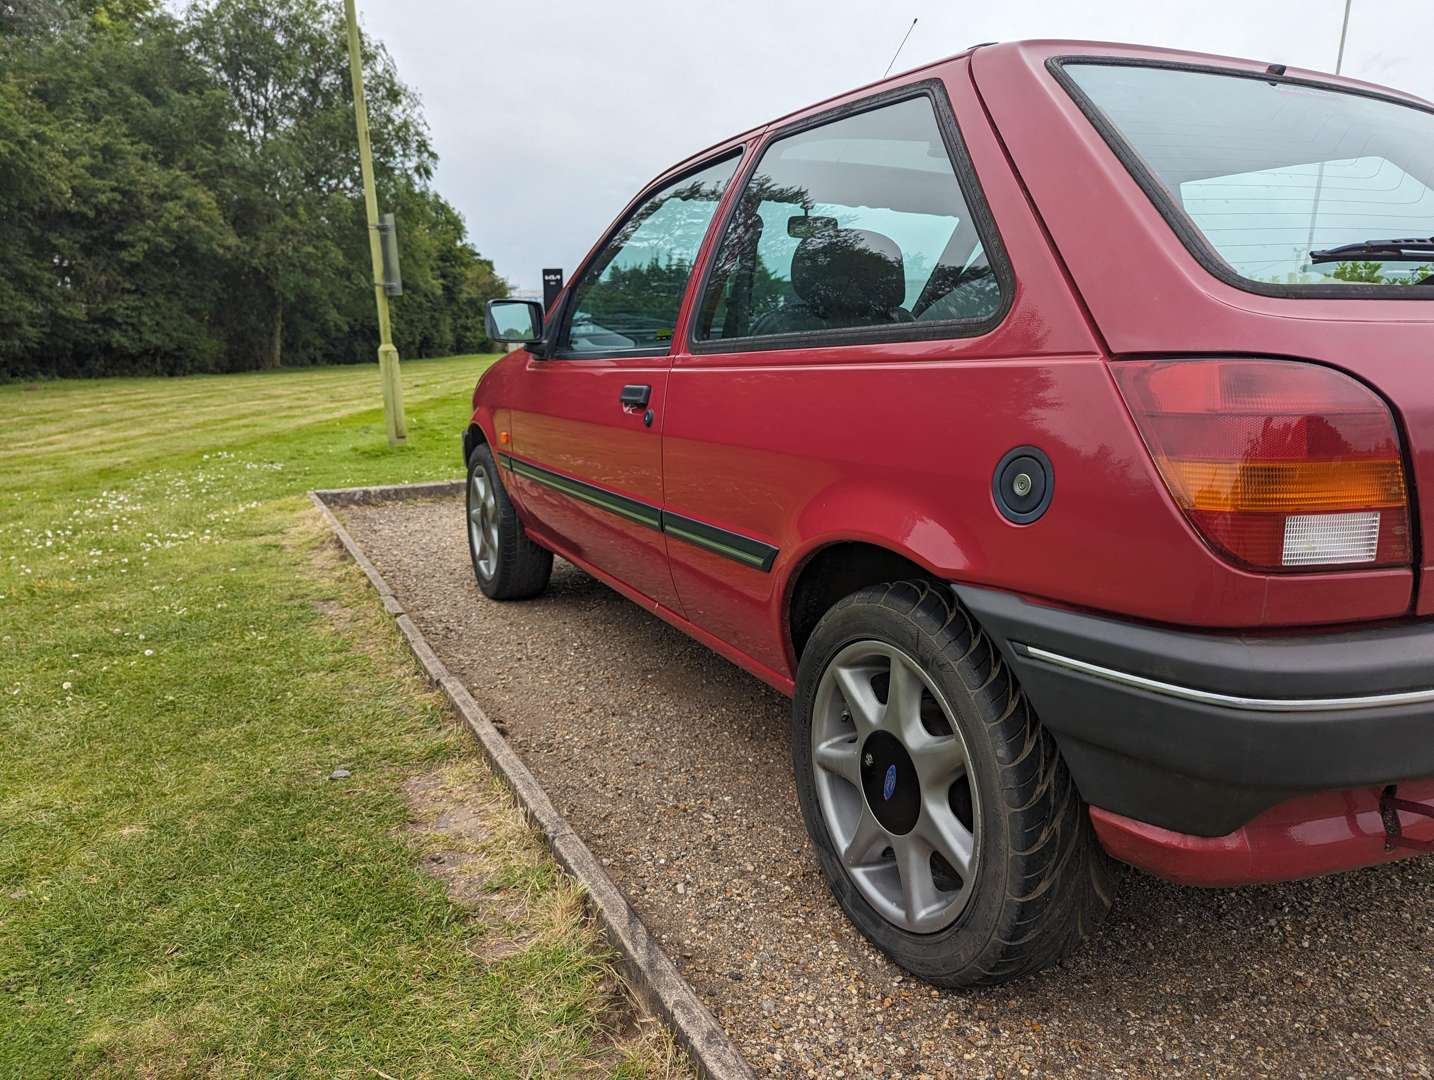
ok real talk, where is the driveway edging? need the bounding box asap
[310,484,754,1080]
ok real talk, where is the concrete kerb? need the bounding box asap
[315,479,466,506]
[309,483,755,1080]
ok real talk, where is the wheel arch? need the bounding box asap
[466,351,516,467]
[778,482,984,671]
[783,540,944,667]
[462,420,488,466]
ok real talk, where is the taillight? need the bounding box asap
[1112,359,1410,572]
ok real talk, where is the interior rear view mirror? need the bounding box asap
[788,215,838,239]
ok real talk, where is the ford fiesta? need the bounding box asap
[465,40,1434,986]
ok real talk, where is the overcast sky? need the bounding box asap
[355,0,1434,293]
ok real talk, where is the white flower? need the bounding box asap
[143,649,155,657]
[62,681,72,691]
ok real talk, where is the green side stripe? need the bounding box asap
[501,453,777,572]
[508,459,660,529]
[661,523,769,568]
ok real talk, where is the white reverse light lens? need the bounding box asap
[1281,512,1380,567]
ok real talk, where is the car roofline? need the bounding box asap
[652,37,1429,195]
[645,43,992,189]
[1004,38,1433,108]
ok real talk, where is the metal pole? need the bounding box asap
[344,0,406,447]
[1305,0,1355,267]
[1335,0,1353,73]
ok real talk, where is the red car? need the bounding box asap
[468,40,1434,986]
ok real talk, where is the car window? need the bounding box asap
[694,94,1003,344]
[561,154,739,357]
[1062,63,1434,292]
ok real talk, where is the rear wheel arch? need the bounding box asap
[782,541,1111,834]
[784,541,941,666]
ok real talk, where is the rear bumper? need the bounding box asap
[955,584,1434,878]
[1090,781,1434,886]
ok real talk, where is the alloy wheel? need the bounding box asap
[468,463,499,579]
[811,640,981,933]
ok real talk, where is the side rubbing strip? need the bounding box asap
[500,453,778,572]
[659,511,778,572]
[504,456,660,529]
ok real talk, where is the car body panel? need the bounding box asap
[1090,779,1434,887]
[973,40,1434,615]
[504,356,681,612]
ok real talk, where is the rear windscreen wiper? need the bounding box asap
[1309,237,1434,264]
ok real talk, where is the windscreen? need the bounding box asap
[1064,63,1434,291]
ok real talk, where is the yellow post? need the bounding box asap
[344,0,406,447]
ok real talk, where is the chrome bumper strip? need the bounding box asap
[1017,644,1434,713]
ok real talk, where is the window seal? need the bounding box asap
[546,147,747,362]
[685,76,1016,356]
[1048,55,1434,303]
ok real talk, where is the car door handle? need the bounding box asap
[620,384,651,408]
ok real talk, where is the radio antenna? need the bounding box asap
[883,18,918,78]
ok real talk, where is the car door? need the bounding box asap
[505,151,742,611]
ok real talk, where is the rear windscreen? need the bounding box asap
[1061,62,1434,294]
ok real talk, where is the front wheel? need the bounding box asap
[792,580,1111,987]
[466,444,552,600]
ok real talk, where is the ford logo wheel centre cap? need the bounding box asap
[858,731,920,835]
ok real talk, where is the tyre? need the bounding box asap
[792,580,1111,987]
[466,443,552,600]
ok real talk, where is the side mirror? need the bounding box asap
[485,299,543,344]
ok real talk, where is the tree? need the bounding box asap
[0,0,508,380]
[186,0,434,369]
[1,5,238,375]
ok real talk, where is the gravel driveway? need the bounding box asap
[338,495,1434,1079]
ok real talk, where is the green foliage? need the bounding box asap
[581,256,694,336]
[1332,260,1434,286]
[0,0,508,379]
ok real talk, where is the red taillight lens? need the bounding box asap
[1112,359,1410,572]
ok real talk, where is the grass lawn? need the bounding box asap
[0,359,681,1078]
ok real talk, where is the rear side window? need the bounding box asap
[694,92,1005,345]
[1059,62,1434,296]
[561,154,739,358]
